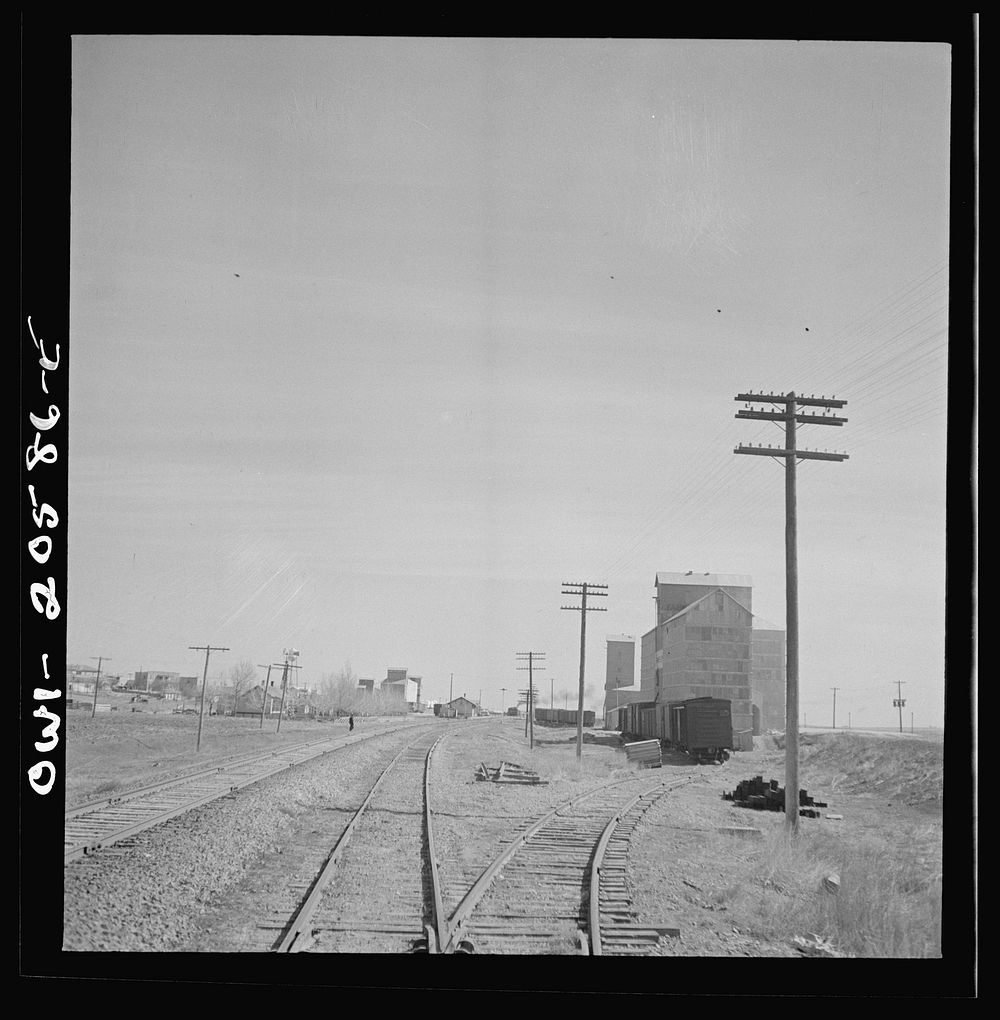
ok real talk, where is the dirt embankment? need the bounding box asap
[768,731,944,809]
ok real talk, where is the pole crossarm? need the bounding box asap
[734,445,848,461]
[735,409,847,425]
[735,392,847,408]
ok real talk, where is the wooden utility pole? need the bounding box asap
[89,656,111,718]
[256,663,281,729]
[516,652,544,749]
[735,391,848,833]
[562,582,607,759]
[275,649,301,733]
[189,644,230,751]
[892,680,907,733]
[500,687,507,722]
[831,687,839,729]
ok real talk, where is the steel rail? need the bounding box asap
[587,778,693,955]
[438,774,658,954]
[66,735,335,818]
[65,720,437,865]
[587,788,651,956]
[274,732,445,953]
[424,735,447,954]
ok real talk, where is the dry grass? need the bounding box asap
[709,824,942,957]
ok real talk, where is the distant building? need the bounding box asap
[381,668,420,706]
[66,665,120,695]
[604,634,640,725]
[225,684,282,718]
[357,678,375,694]
[440,696,477,719]
[751,622,786,733]
[131,670,183,698]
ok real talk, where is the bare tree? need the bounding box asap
[228,658,258,716]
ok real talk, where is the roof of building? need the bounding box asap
[663,586,753,624]
[656,572,752,588]
[446,696,477,708]
[752,617,785,632]
[606,634,636,643]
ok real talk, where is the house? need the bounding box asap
[219,684,283,718]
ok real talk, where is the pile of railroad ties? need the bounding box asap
[475,761,547,785]
[723,776,827,818]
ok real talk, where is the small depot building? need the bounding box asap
[437,696,477,719]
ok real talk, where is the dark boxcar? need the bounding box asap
[668,697,732,763]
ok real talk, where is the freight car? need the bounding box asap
[535,708,596,727]
[614,697,733,763]
[667,697,733,763]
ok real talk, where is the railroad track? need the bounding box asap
[439,775,692,955]
[261,747,690,955]
[264,728,446,953]
[64,722,435,865]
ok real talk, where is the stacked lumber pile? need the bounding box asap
[723,776,827,818]
[474,761,547,785]
[624,739,662,768]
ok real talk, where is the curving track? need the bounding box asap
[439,775,691,955]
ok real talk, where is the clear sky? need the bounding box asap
[68,36,952,726]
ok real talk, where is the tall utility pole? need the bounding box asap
[561,582,608,759]
[449,673,453,704]
[275,648,301,733]
[892,680,907,733]
[500,687,507,722]
[551,678,554,710]
[89,656,111,718]
[516,652,545,749]
[189,644,230,751]
[831,687,839,729]
[735,390,848,833]
[256,663,281,729]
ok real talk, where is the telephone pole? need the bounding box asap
[449,673,453,704]
[562,582,607,759]
[89,656,111,718]
[516,652,544,749]
[275,648,301,733]
[735,390,847,833]
[831,687,839,730]
[256,663,282,729]
[500,687,507,722]
[189,644,230,751]
[892,680,907,733]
